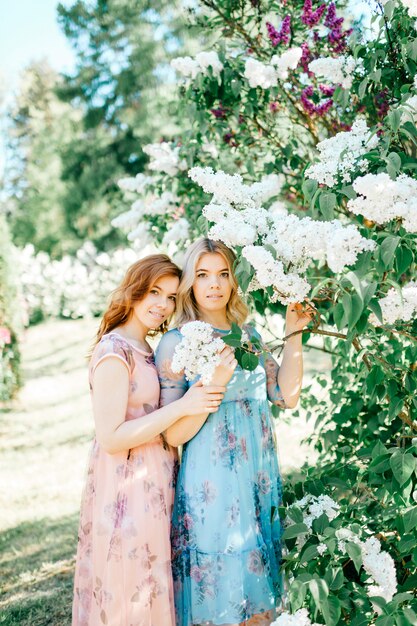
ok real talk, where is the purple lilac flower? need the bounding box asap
[301,0,326,27]
[319,84,336,97]
[325,3,353,53]
[375,89,390,118]
[266,15,291,46]
[270,101,279,112]
[211,106,227,119]
[301,86,333,116]
[300,42,313,75]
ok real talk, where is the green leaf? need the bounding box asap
[387,108,402,133]
[283,522,310,540]
[346,542,362,573]
[395,245,413,275]
[321,596,341,626]
[379,236,400,270]
[241,351,259,371]
[223,335,242,348]
[324,567,344,591]
[390,451,415,486]
[230,322,242,338]
[386,152,402,178]
[300,544,318,563]
[358,77,368,99]
[302,178,318,202]
[368,298,383,324]
[319,192,337,219]
[348,293,364,328]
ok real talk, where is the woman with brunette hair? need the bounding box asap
[72,254,225,626]
[155,240,313,626]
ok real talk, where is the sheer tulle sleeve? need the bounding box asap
[155,329,189,407]
[247,326,287,408]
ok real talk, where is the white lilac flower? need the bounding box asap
[171,55,200,79]
[244,58,279,89]
[248,173,282,204]
[162,218,191,246]
[271,608,321,626]
[401,0,417,17]
[189,167,256,207]
[305,119,379,187]
[143,142,187,176]
[191,168,282,209]
[361,537,397,603]
[348,172,417,233]
[308,55,361,89]
[242,245,311,304]
[335,527,360,554]
[117,173,153,194]
[112,191,179,239]
[325,221,376,272]
[271,47,303,79]
[19,243,138,321]
[195,51,224,77]
[317,543,327,555]
[127,222,154,246]
[209,213,258,247]
[171,321,225,385]
[370,281,417,325]
[171,51,223,80]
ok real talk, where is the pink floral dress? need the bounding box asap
[72,332,178,626]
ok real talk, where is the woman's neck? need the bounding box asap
[198,310,230,330]
[115,317,149,348]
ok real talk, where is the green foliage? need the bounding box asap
[0,214,22,401]
[112,0,417,622]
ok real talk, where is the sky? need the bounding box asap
[0,0,76,85]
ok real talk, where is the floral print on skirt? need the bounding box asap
[155,326,286,626]
[72,333,178,626]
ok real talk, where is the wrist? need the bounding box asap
[285,327,302,339]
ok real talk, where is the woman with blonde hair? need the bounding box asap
[72,254,225,626]
[155,239,313,626]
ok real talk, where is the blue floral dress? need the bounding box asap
[155,325,286,626]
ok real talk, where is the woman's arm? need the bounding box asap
[277,333,303,409]
[92,357,224,454]
[277,303,314,408]
[162,346,237,447]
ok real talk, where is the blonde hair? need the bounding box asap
[175,238,248,327]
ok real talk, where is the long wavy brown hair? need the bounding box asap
[94,254,181,347]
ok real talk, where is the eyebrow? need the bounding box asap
[152,284,177,296]
[196,268,229,273]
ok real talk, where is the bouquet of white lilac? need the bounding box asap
[171,321,225,385]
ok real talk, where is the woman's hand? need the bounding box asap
[211,345,238,386]
[179,380,226,415]
[285,301,316,336]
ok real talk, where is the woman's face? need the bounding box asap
[192,252,233,313]
[132,274,179,330]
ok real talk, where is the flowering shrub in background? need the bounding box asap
[19,242,139,323]
[113,0,417,622]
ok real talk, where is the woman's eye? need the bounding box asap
[150,289,158,294]
[221,272,229,278]
[197,273,206,278]
[169,296,176,301]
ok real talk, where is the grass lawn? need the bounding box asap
[0,317,328,625]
